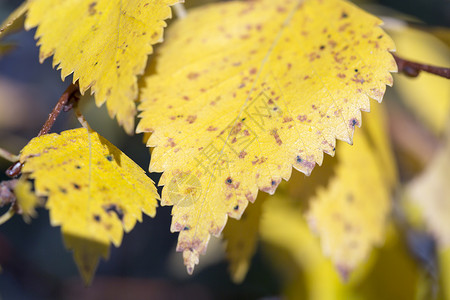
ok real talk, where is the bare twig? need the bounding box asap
[38,82,80,137]
[5,83,81,178]
[0,148,19,163]
[393,54,450,79]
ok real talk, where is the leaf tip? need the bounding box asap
[183,249,199,275]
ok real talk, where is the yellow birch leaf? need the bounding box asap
[138,0,396,273]
[222,193,266,283]
[14,176,42,223]
[306,104,395,276]
[407,131,450,248]
[25,0,180,134]
[261,195,420,300]
[0,2,28,40]
[19,128,158,284]
[260,193,346,299]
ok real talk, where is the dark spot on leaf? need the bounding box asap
[59,187,67,194]
[271,180,276,186]
[183,226,190,231]
[75,165,81,169]
[93,214,101,222]
[341,12,348,18]
[88,2,97,15]
[103,204,124,221]
[233,205,239,211]
[226,177,233,185]
[106,155,113,162]
[73,183,81,190]
[354,69,359,72]
[350,118,359,127]
[296,156,303,163]
[320,45,325,50]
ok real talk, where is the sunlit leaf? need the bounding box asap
[138,0,395,272]
[19,128,158,284]
[25,0,180,133]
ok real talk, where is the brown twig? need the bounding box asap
[393,54,450,79]
[38,82,80,137]
[5,83,81,178]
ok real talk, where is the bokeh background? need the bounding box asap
[0,0,449,299]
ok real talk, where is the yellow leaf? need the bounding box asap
[260,192,347,300]
[222,193,266,283]
[0,2,28,40]
[387,26,450,135]
[306,104,396,275]
[25,0,180,134]
[19,128,158,284]
[14,176,42,223]
[260,194,421,300]
[138,0,396,273]
[439,248,450,300]
[407,130,450,248]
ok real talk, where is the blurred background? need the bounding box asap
[0,0,449,299]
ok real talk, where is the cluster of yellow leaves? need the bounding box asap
[137,0,395,273]
[19,128,158,284]
[0,0,402,284]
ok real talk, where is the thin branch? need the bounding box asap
[0,148,19,163]
[5,83,80,178]
[393,53,450,79]
[38,82,80,137]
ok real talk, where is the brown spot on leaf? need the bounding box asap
[186,115,197,124]
[88,2,97,15]
[187,72,199,80]
[271,129,282,145]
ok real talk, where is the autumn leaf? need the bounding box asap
[137,0,396,273]
[407,129,450,248]
[19,128,158,284]
[0,1,28,40]
[24,0,180,134]
[14,176,43,223]
[306,104,396,277]
[260,194,421,300]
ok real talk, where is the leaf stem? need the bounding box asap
[74,106,92,131]
[173,3,187,19]
[393,54,450,79]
